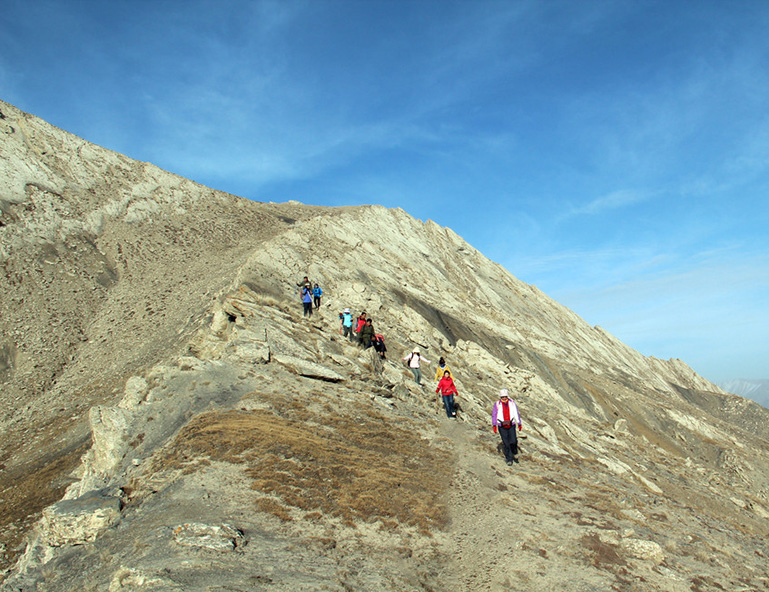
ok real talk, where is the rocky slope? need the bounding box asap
[1,99,768,591]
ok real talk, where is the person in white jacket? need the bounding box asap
[402,348,430,385]
[492,389,522,465]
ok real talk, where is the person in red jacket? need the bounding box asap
[435,370,458,418]
[354,311,367,345]
[492,389,522,465]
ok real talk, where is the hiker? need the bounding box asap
[372,333,387,359]
[359,318,376,349]
[297,276,312,292]
[354,312,367,344]
[492,389,522,466]
[312,283,323,310]
[402,348,430,385]
[301,284,313,317]
[434,357,452,383]
[435,370,458,418]
[339,308,354,340]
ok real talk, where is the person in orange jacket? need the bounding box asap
[492,389,522,465]
[435,370,458,418]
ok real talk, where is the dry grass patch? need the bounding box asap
[580,533,626,568]
[0,439,89,571]
[160,408,452,533]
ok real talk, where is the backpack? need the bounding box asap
[373,334,387,352]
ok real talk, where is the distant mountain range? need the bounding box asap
[719,379,769,408]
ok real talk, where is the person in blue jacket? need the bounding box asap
[301,284,313,317]
[340,308,354,340]
[312,283,323,310]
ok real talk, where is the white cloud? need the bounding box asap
[564,189,654,218]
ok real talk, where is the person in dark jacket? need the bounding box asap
[359,318,376,349]
[372,334,387,359]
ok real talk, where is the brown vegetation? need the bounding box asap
[157,407,453,533]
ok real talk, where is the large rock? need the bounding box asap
[171,523,245,552]
[272,354,345,382]
[40,490,122,546]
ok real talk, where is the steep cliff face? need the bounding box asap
[1,100,768,591]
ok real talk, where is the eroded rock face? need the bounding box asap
[2,99,769,592]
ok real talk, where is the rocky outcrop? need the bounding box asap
[40,490,123,547]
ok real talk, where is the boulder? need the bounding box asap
[623,538,665,564]
[108,566,178,591]
[234,341,271,364]
[172,523,245,552]
[272,354,345,382]
[40,489,122,546]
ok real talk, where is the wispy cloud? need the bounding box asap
[562,189,654,218]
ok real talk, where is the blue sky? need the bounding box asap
[2,0,767,385]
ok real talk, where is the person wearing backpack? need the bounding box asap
[492,389,522,466]
[359,318,376,349]
[339,308,354,340]
[296,276,312,292]
[402,348,430,385]
[312,283,323,310]
[372,334,387,359]
[301,285,313,317]
[435,370,458,418]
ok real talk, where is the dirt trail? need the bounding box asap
[434,415,518,590]
[436,415,597,592]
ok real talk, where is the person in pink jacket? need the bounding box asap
[492,389,522,465]
[435,370,458,418]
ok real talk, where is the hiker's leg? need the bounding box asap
[442,395,453,418]
[510,430,519,456]
[500,428,515,462]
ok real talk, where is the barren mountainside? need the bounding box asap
[1,99,768,591]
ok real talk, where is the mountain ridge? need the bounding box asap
[719,379,769,409]
[2,99,768,591]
